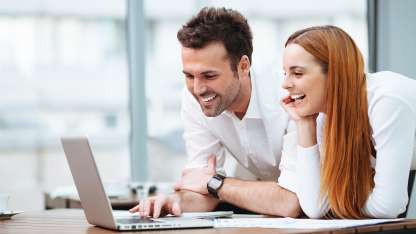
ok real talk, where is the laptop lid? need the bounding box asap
[61,137,117,230]
[62,137,214,231]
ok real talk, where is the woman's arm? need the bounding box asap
[280,97,330,218]
[363,97,416,218]
[294,117,330,218]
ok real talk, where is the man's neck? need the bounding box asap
[229,77,252,120]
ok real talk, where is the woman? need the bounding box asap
[280,25,416,219]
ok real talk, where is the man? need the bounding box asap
[129,7,300,218]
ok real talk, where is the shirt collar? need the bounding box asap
[244,74,261,119]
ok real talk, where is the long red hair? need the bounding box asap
[285,26,374,218]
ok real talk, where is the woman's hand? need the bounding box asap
[281,96,318,148]
[281,96,303,121]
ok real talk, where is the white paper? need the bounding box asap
[214,217,404,229]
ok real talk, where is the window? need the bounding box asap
[0,1,129,211]
[143,0,368,181]
[0,0,368,211]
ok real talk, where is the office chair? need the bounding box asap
[404,170,416,218]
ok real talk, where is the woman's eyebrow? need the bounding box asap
[289,66,306,71]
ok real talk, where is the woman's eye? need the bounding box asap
[294,72,303,77]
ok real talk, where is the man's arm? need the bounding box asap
[178,190,219,212]
[129,190,219,218]
[176,156,301,217]
[217,178,301,217]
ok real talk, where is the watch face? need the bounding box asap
[208,177,222,190]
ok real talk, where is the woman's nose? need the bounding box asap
[282,77,294,90]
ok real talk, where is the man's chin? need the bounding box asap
[202,111,219,117]
[201,108,221,117]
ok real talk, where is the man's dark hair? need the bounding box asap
[177,7,253,73]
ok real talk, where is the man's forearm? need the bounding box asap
[217,178,301,217]
[175,190,220,212]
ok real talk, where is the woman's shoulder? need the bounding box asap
[366,71,416,113]
[367,71,415,88]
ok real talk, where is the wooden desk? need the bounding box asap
[2,209,416,234]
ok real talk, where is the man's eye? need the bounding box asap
[294,72,303,77]
[205,75,217,80]
[185,75,194,80]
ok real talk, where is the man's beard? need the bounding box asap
[199,80,241,117]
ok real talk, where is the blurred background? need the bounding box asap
[0,0,414,211]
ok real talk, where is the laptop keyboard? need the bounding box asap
[117,218,160,224]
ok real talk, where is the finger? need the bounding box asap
[171,201,182,216]
[144,199,152,217]
[152,197,165,218]
[173,180,182,191]
[181,168,191,176]
[207,155,216,172]
[280,98,295,110]
[281,96,293,105]
[129,203,140,213]
[138,199,145,216]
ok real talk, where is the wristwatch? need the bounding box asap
[207,174,226,198]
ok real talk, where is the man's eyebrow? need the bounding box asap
[182,70,219,76]
[182,71,192,76]
[200,70,219,75]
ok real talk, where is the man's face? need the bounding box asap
[181,42,241,117]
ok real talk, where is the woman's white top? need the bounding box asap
[278,71,416,218]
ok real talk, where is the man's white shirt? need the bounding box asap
[181,72,296,182]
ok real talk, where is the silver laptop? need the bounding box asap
[61,137,214,231]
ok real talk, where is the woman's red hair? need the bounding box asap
[286,26,374,218]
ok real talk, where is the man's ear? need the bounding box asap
[238,55,251,78]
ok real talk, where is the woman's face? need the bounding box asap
[282,43,327,117]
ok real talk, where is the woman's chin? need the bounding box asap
[296,109,318,118]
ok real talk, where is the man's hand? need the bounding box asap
[129,194,182,218]
[174,155,216,194]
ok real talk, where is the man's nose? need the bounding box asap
[193,78,206,95]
